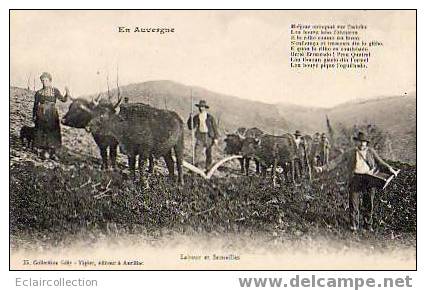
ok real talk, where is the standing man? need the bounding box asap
[312,132,321,166]
[293,130,302,147]
[313,132,321,143]
[319,133,330,165]
[187,100,219,170]
[293,130,304,180]
[314,132,399,231]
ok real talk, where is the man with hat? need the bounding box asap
[315,132,398,231]
[311,132,321,166]
[293,130,302,143]
[293,130,305,180]
[187,100,219,170]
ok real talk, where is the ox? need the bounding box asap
[86,103,184,184]
[61,92,154,172]
[61,93,121,169]
[241,133,312,185]
[224,127,263,175]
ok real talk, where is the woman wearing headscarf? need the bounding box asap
[32,72,70,159]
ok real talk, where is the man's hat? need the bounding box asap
[294,130,302,137]
[195,100,209,109]
[40,72,52,81]
[353,131,370,143]
[321,133,327,138]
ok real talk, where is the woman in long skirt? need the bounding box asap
[32,72,70,159]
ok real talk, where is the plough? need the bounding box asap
[175,155,243,179]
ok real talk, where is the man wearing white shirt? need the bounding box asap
[315,132,398,231]
[187,100,219,170]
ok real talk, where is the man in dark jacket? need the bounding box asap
[315,132,398,231]
[187,100,219,170]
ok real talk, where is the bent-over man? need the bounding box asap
[315,132,398,231]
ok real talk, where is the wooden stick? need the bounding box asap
[195,206,215,216]
[27,73,31,90]
[106,72,111,99]
[190,89,195,165]
[94,188,111,199]
[105,179,112,189]
[91,182,101,189]
[70,177,92,190]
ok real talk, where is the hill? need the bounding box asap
[80,80,416,163]
[124,82,417,164]
[277,94,416,164]
[107,80,294,135]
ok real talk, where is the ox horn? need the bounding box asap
[113,88,122,109]
[80,103,93,114]
[92,93,101,106]
[65,87,75,101]
[237,132,246,139]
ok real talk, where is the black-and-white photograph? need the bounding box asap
[9,10,416,270]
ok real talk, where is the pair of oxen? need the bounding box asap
[224,128,316,185]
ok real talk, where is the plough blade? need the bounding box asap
[173,155,243,179]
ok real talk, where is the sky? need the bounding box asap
[10,10,416,107]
